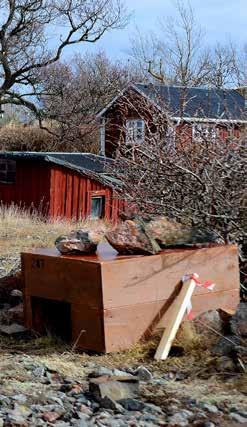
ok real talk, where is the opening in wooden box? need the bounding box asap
[31,297,72,341]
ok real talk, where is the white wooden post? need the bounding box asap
[154,276,196,360]
[100,117,106,156]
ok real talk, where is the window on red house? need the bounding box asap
[126,119,145,144]
[91,196,105,219]
[192,124,217,142]
[0,160,16,184]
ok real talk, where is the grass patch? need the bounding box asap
[0,203,110,274]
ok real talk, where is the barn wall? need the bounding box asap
[50,165,124,221]
[0,161,51,214]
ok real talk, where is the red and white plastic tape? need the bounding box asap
[182,273,216,320]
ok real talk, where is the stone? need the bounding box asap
[55,229,103,255]
[33,366,46,377]
[179,409,194,417]
[105,219,161,255]
[215,356,236,372]
[43,411,62,422]
[167,412,189,426]
[230,409,247,418]
[53,423,70,427]
[90,367,113,377]
[193,422,215,427]
[71,420,89,427]
[0,419,3,427]
[200,404,219,414]
[229,412,247,423]
[134,366,152,382]
[112,369,131,377]
[7,413,28,426]
[12,394,27,404]
[89,375,139,402]
[195,310,222,332]
[0,323,27,335]
[212,335,241,356]
[117,398,145,411]
[230,302,247,337]
[10,289,23,306]
[7,404,32,425]
[145,217,220,247]
[143,403,164,415]
[4,303,24,324]
[101,396,124,412]
[0,395,11,406]
[78,404,92,416]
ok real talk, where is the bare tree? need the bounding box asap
[131,0,246,88]
[107,96,247,245]
[39,51,139,150]
[0,0,127,123]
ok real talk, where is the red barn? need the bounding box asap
[0,152,123,221]
[97,83,247,157]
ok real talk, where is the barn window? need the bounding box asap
[192,124,217,142]
[0,160,16,184]
[91,196,105,219]
[126,119,145,144]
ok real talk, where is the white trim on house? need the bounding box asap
[171,116,247,124]
[100,117,106,155]
[96,84,162,119]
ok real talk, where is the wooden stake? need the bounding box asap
[154,277,196,360]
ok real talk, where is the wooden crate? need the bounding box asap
[22,243,240,353]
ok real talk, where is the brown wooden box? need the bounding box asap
[22,244,240,353]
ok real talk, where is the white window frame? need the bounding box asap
[125,119,145,145]
[192,124,217,142]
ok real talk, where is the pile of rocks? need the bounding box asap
[55,216,221,256]
[0,361,246,426]
[0,288,26,336]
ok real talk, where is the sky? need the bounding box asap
[64,0,247,61]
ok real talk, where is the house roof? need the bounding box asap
[0,152,120,188]
[97,83,247,122]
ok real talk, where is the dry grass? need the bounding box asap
[0,204,110,274]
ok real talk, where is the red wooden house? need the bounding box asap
[97,83,247,157]
[0,152,123,221]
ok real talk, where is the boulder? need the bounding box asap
[89,375,139,402]
[146,217,221,248]
[105,219,161,255]
[0,270,22,302]
[0,323,27,335]
[2,303,24,325]
[230,302,247,337]
[55,229,102,255]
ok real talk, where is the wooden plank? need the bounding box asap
[65,173,73,219]
[101,245,239,309]
[71,304,105,352]
[103,289,239,352]
[72,174,80,219]
[157,288,240,328]
[154,277,196,360]
[22,253,102,306]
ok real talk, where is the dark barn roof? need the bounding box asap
[135,83,246,121]
[0,152,119,188]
